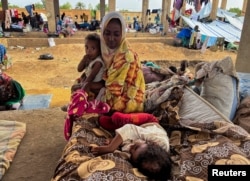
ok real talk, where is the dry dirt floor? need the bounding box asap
[0,35,238,181]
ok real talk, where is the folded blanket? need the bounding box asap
[0,120,26,180]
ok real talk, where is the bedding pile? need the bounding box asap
[52,57,250,181]
[52,114,148,181]
[0,120,26,180]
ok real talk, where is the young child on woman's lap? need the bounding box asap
[64,33,109,141]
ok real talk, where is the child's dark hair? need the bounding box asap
[85,33,101,49]
[133,141,172,181]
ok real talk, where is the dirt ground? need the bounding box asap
[0,38,238,181]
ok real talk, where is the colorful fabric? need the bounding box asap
[100,11,145,113]
[64,89,110,140]
[0,73,25,108]
[52,115,148,181]
[0,44,6,64]
[5,10,11,29]
[99,112,158,131]
[5,80,25,106]
[53,86,250,181]
[25,5,33,16]
[174,0,184,10]
[0,120,26,180]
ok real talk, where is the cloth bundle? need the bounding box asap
[64,89,110,140]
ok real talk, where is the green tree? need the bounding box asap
[91,9,96,19]
[8,4,19,8]
[228,7,241,16]
[75,2,85,9]
[60,2,72,9]
[120,9,129,12]
[95,3,109,11]
[41,0,46,8]
[34,2,45,9]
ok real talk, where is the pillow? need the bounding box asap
[179,86,232,124]
[195,57,239,121]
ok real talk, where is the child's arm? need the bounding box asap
[84,61,103,83]
[91,133,123,156]
[77,55,90,72]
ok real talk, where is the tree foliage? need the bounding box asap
[41,0,46,8]
[95,3,109,11]
[75,2,85,9]
[91,9,97,19]
[228,8,242,16]
[60,2,72,10]
[34,2,45,9]
[8,4,19,8]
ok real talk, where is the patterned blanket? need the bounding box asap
[0,120,26,180]
[171,87,250,180]
[52,114,147,181]
[52,85,250,181]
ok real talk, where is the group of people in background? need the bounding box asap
[2,4,48,33]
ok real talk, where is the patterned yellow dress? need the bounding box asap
[103,39,145,113]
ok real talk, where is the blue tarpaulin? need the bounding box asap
[181,16,241,44]
[19,94,52,110]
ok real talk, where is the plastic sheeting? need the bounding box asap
[181,16,241,43]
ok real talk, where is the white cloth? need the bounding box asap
[85,56,105,82]
[116,123,169,152]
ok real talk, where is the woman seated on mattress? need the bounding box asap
[91,121,172,181]
[0,71,25,110]
[63,11,146,140]
[100,11,145,114]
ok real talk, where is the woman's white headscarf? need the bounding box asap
[100,11,127,68]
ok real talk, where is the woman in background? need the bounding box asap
[0,72,25,110]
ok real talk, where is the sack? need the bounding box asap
[39,53,54,60]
